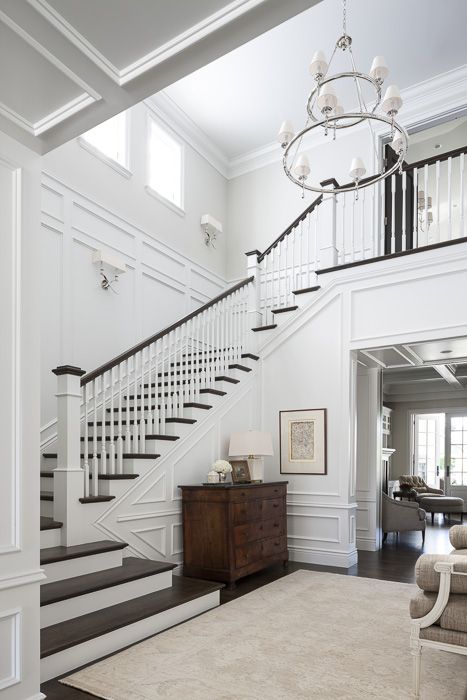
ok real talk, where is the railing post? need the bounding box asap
[52,364,86,546]
[245,250,262,330]
[318,180,338,269]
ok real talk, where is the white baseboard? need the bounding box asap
[288,546,358,569]
[27,693,46,700]
[357,537,378,551]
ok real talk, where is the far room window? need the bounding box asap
[148,119,183,210]
[81,112,127,167]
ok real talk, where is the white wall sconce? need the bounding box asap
[92,250,126,292]
[201,214,222,248]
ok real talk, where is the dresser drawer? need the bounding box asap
[231,484,287,502]
[262,497,285,519]
[262,535,287,558]
[235,534,287,568]
[232,500,262,524]
[234,517,286,545]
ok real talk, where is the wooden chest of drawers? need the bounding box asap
[179,481,288,588]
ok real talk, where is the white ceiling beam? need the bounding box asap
[433,364,465,389]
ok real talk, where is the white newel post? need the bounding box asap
[318,181,338,269]
[245,250,262,333]
[52,364,86,546]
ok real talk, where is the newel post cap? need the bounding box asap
[52,365,86,377]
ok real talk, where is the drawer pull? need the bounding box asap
[273,503,279,508]
[273,523,279,528]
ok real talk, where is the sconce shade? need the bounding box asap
[277,120,295,146]
[229,430,274,457]
[370,55,389,82]
[309,50,328,78]
[349,156,366,181]
[382,85,402,115]
[317,83,338,112]
[294,154,311,179]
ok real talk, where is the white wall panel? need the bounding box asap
[0,609,20,690]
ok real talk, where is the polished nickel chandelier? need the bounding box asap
[278,0,408,197]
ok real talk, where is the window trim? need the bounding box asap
[146,114,185,215]
[78,111,132,179]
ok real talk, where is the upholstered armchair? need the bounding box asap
[399,475,444,502]
[409,525,467,697]
[381,492,426,543]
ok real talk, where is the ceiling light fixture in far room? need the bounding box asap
[277,0,408,199]
[440,350,453,354]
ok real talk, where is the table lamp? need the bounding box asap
[228,430,273,482]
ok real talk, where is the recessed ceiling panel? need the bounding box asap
[0,20,82,124]
[362,347,414,368]
[46,0,232,70]
[408,337,467,363]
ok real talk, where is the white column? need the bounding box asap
[317,189,338,269]
[245,250,262,330]
[52,365,86,546]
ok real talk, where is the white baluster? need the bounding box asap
[153,339,160,434]
[401,171,407,252]
[391,174,396,254]
[413,167,418,249]
[435,159,440,242]
[117,362,123,474]
[460,152,465,238]
[108,367,116,474]
[132,354,139,453]
[83,384,89,498]
[147,344,154,435]
[423,163,429,246]
[160,336,166,434]
[101,373,107,473]
[361,187,366,258]
[447,156,453,240]
[92,379,99,496]
[341,194,346,263]
[140,347,146,451]
[351,193,356,262]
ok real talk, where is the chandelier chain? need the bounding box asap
[342,0,347,35]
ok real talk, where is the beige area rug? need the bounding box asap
[61,570,467,699]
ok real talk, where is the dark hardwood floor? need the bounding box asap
[41,520,453,699]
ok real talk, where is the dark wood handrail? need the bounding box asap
[257,194,323,263]
[81,276,254,385]
[402,144,467,172]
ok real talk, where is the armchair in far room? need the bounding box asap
[382,492,426,544]
[399,475,444,502]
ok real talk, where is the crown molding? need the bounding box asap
[226,64,467,179]
[28,0,268,87]
[144,93,229,178]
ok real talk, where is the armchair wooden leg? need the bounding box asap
[411,641,422,699]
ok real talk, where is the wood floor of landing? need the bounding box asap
[41,521,453,699]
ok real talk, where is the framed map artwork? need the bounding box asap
[279,409,327,475]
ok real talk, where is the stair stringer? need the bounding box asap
[91,369,260,565]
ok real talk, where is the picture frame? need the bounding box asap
[230,460,251,483]
[279,408,327,475]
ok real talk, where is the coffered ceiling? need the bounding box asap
[0,0,313,153]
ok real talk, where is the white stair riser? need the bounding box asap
[98,480,135,497]
[255,329,277,345]
[40,570,173,628]
[40,500,54,518]
[123,456,163,475]
[40,528,62,549]
[181,406,213,421]
[272,311,296,327]
[41,476,54,490]
[294,292,316,309]
[142,439,178,456]
[164,421,194,438]
[213,380,238,393]
[42,549,123,584]
[40,590,220,682]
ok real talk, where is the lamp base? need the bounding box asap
[247,456,264,483]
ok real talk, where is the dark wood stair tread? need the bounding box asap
[40,516,63,531]
[293,284,321,295]
[183,402,212,409]
[271,305,298,314]
[165,417,196,424]
[145,434,179,441]
[122,453,161,459]
[79,495,116,504]
[241,353,259,360]
[40,557,175,607]
[200,388,226,396]
[40,575,223,658]
[40,470,55,477]
[43,453,160,460]
[215,376,240,384]
[40,540,127,566]
[228,363,252,372]
[40,491,54,501]
[252,324,277,331]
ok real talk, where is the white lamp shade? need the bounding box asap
[427,196,433,209]
[332,103,344,117]
[427,211,433,224]
[417,190,425,202]
[349,157,366,181]
[370,55,389,82]
[317,83,338,112]
[277,119,295,146]
[309,50,328,78]
[391,133,404,153]
[294,154,311,179]
[229,430,274,457]
[382,85,402,114]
